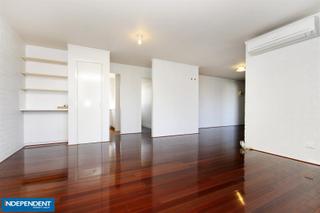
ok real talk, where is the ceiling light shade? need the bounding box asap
[236,65,246,72]
[137,34,143,45]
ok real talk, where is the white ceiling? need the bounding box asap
[1,0,320,79]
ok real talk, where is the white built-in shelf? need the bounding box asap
[21,88,68,92]
[21,72,68,79]
[22,57,68,66]
[20,109,68,112]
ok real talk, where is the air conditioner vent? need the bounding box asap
[246,16,320,55]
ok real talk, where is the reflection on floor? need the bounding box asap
[0,126,319,212]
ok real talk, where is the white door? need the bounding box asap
[68,44,110,145]
[77,61,103,143]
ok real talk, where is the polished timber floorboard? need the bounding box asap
[0,126,319,212]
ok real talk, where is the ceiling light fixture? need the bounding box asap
[137,34,143,45]
[236,65,246,72]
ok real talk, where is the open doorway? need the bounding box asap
[109,73,120,138]
[141,78,152,134]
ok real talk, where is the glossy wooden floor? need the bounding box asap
[0,126,319,212]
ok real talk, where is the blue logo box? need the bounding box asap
[1,198,55,212]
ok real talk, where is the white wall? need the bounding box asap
[114,74,121,131]
[24,113,67,145]
[141,78,152,128]
[109,74,115,128]
[23,45,68,145]
[0,16,24,162]
[109,74,116,110]
[199,75,244,128]
[245,13,320,165]
[111,63,151,134]
[152,59,199,137]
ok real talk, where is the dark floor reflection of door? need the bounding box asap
[0,126,319,212]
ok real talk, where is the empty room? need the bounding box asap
[0,0,319,212]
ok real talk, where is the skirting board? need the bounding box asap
[0,144,24,163]
[199,124,244,129]
[25,142,67,149]
[251,149,320,166]
[24,140,68,146]
[152,132,199,138]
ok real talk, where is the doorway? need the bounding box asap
[141,78,152,134]
[109,73,120,138]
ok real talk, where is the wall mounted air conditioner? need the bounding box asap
[246,16,320,55]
